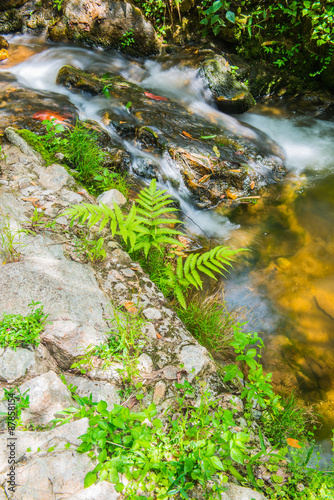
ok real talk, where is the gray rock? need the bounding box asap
[0,348,35,383]
[64,374,120,409]
[110,248,132,266]
[143,307,162,320]
[41,320,107,370]
[60,188,83,204]
[223,483,268,500]
[4,127,44,165]
[1,450,94,500]
[97,189,127,208]
[153,381,166,405]
[38,164,76,192]
[137,353,153,375]
[18,371,75,425]
[0,418,89,473]
[179,344,214,381]
[66,482,120,500]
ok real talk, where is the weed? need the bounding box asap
[0,215,26,263]
[0,387,30,429]
[119,30,135,48]
[53,0,64,11]
[177,293,234,359]
[91,168,129,198]
[0,301,49,350]
[73,235,106,262]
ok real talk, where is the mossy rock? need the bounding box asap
[199,54,255,114]
[0,0,28,11]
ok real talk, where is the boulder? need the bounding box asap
[48,0,161,57]
[0,0,28,11]
[97,189,127,207]
[17,371,75,425]
[199,54,255,114]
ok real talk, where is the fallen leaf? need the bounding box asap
[33,110,72,125]
[250,181,255,189]
[229,169,241,173]
[156,332,162,339]
[144,91,168,101]
[122,301,138,314]
[287,438,301,449]
[181,131,198,141]
[22,197,39,203]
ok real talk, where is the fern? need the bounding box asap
[135,179,183,256]
[164,246,244,308]
[64,179,245,308]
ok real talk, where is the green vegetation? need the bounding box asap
[198,0,334,78]
[18,120,129,197]
[120,30,135,48]
[65,179,243,307]
[0,301,49,350]
[177,294,235,359]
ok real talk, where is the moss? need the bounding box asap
[16,129,56,166]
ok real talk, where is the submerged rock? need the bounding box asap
[48,0,160,56]
[56,65,286,208]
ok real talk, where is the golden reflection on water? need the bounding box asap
[224,174,334,428]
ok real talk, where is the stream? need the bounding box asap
[1,35,334,457]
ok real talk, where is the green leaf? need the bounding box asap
[210,456,224,470]
[84,471,97,488]
[226,10,235,23]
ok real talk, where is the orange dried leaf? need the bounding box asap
[181,131,198,140]
[156,332,162,339]
[123,301,138,314]
[287,438,301,449]
[250,181,255,189]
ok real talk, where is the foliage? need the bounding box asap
[53,0,64,11]
[262,393,317,447]
[199,0,334,78]
[0,214,26,263]
[0,301,49,350]
[0,387,30,429]
[72,383,251,498]
[65,179,243,307]
[17,129,56,165]
[73,235,106,262]
[177,293,234,359]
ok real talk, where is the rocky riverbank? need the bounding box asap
[0,129,271,499]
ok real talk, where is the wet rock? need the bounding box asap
[64,374,120,409]
[0,347,35,383]
[56,65,285,209]
[0,35,8,50]
[199,54,255,114]
[18,371,75,425]
[97,189,127,208]
[0,49,8,61]
[315,287,334,319]
[0,0,28,11]
[48,0,160,57]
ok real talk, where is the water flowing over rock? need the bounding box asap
[56,65,286,208]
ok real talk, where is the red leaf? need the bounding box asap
[144,92,168,102]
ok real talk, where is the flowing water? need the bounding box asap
[1,36,334,453]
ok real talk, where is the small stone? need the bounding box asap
[55,152,65,161]
[39,164,76,192]
[19,178,32,190]
[55,216,68,225]
[121,268,135,278]
[143,307,162,320]
[153,381,166,405]
[60,189,83,204]
[162,365,179,380]
[97,189,127,208]
[110,248,132,266]
[137,353,153,375]
[179,344,213,381]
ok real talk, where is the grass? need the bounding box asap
[177,293,235,359]
[16,129,56,165]
[0,301,49,350]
